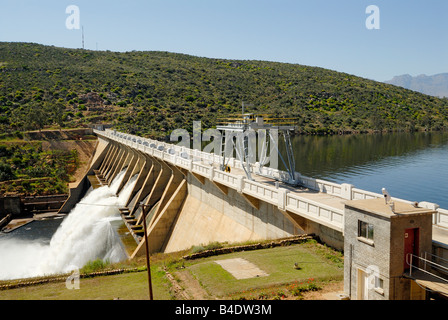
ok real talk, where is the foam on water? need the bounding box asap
[0,170,136,280]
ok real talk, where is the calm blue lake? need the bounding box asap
[288,132,448,209]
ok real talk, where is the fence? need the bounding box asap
[406,252,448,282]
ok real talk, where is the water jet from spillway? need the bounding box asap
[0,170,136,280]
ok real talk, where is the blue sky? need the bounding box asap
[1,0,447,81]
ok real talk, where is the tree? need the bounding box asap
[53,102,65,129]
[26,103,48,131]
[0,162,15,181]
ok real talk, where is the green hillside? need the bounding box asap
[1,42,447,138]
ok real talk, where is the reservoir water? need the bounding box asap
[288,131,448,209]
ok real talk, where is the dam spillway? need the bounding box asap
[59,128,448,262]
[0,169,134,280]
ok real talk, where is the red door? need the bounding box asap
[404,228,419,271]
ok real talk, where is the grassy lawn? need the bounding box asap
[0,266,172,300]
[185,241,343,299]
[0,239,343,300]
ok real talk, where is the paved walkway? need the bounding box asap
[406,270,448,298]
[433,226,448,248]
[227,164,448,247]
[230,166,347,210]
[214,258,269,279]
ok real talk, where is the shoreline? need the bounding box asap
[158,127,448,142]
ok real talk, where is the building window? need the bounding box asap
[375,277,383,289]
[358,220,374,241]
[374,276,384,295]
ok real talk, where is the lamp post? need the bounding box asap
[141,202,153,300]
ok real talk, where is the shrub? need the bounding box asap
[191,245,205,254]
[0,162,15,181]
[81,259,110,274]
[204,241,223,251]
[191,241,224,254]
[289,279,321,297]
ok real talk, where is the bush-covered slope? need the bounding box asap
[1,42,447,138]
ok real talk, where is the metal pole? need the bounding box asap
[424,252,427,272]
[349,244,353,298]
[141,203,154,300]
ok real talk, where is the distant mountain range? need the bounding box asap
[385,73,448,98]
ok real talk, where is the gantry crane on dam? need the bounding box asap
[216,108,298,185]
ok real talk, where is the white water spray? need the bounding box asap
[0,170,136,280]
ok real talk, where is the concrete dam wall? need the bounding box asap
[164,172,299,253]
[60,131,346,259]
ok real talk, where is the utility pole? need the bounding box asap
[140,203,154,300]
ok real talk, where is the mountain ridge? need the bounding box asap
[385,73,448,98]
[1,42,447,138]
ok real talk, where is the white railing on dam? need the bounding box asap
[94,129,448,231]
[286,192,344,230]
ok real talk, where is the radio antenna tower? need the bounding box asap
[82,26,85,49]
